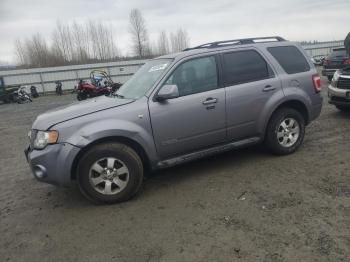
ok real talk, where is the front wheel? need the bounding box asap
[77,92,87,101]
[77,143,144,204]
[265,108,305,155]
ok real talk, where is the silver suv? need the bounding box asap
[25,36,323,204]
[328,67,350,111]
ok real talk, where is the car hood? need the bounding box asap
[340,66,350,75]
[33,96,135,130]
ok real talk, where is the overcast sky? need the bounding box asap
[0,0,349,64]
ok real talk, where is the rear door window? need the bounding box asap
[268,46,310,74]
[222,50,273,86]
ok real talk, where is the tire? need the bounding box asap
[265,108,305,155]
[327,76,333,81]
[77,142,143,204]
[3,96,10,103]
[336,105,350,112]
[77,92,87,101]
[9,94,15,103]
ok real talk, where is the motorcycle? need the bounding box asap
[55,81,63,96]
[30,85,39,98]
[12,86,32,103]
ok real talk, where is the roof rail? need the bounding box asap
[184,36,286,51]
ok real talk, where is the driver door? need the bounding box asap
[148,55,226,159]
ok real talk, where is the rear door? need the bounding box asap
[221,48,282,140]
[148,55,226,159]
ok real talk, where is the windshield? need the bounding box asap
[116,59,172,99]
[329,49,347,59]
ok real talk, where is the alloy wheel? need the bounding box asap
[277,118,300,147]
[89,157,129,195]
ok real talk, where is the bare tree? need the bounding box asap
[50,20,118,63]
[170,28,190,53]
[13,13,191,67]
[49,44,66,66]
[52,21,74,62]
[14,39,28,65]
[25,34,51,67]
[15,20,120,67]
[15,35,54,67]
[156,31,169,56]
[129,8,149,58]
[88,21,117,61]
[71,21,90,62]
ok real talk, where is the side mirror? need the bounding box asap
[156,84,179,101]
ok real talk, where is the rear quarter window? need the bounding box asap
[268,46,310,74]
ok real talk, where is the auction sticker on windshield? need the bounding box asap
[148,63,168,72]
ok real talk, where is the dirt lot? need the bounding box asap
[1,77,350,262]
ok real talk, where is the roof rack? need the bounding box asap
[184,36,286,51]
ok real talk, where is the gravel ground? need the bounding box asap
[1,76,350,262]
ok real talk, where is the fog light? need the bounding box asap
[33,165,47,179]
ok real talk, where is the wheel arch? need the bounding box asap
[263,99,310,138]
[71,136,151,181]
[276,100,309,123]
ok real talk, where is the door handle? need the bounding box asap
[202,98,218,105]
[263,85,276,92]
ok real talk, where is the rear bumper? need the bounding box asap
[25,143,80,186]
[310,100,323,122]
[328,85,350,106]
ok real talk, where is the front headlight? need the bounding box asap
[331,70,340,87]
[33,130,59,149]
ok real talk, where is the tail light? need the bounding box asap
[312,74,321,93]
[343,58,350,65]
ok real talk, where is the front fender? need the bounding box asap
[56,118,159,164]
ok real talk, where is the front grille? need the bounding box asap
[337,77,350,89]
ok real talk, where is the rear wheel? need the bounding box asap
[77,142,143,204]
[3,95,10,103]
[265,108,305,155]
